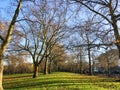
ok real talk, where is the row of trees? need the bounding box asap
[4,44,66,74]
[65,0,120,75]
[4,48,119,76]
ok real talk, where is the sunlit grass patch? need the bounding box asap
[3,72,120,90]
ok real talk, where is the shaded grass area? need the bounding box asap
[3,72,120,90]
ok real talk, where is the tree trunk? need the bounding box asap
[0,54,4,90]
[33,64,38,78]
[44,57,48,75]
[79,53,82,74]
[0,0,22,89]
[48,60,52,74]
[92,61,95,75]
[116,45,120,58]
[107,63,110,76]
[88,47,92,75]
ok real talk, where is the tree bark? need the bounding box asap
[33,64,38,78]
[88,46,92,75]
[0,0,22,89]
[48,60,52,74]
[117,46,120,59]
[0,54,4,90]
[44,57,48,75]
[79,53,82,74]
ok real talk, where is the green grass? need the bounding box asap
[3,72,120,90]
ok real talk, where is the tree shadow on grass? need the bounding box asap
[4,77,97,90]
[3,74,119,90]
[4,79,118,90]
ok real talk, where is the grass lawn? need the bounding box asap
[3,72,120,90]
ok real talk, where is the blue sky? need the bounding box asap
[0,0,13,21]
[0,0,9,8]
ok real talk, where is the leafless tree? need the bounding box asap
[4,52,32,74]
[97,49,119,76]
[0,0,23,89]
[73,18,100,75]
[73,0,120,58]
[14,0,70,78]
[48,43,67,73]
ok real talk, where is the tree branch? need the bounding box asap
[0,35,4,41]
[73,0,112,24]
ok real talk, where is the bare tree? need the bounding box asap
[48,43,67,73]
[97,49,119,76]
[4,52,32,74]
[73,0,120,58]
[0,0,23,89]
[14,0,70,78]
[76,47,85,74]
[74,18,100,75]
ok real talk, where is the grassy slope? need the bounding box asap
[3,72,120,90]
